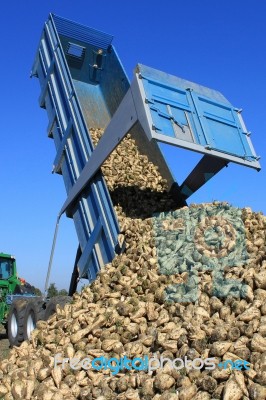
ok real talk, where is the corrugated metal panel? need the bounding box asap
[52,14,113,50]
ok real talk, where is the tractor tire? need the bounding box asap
[23,298,45,341]
[44,296,72,321]
[7,299,28,347]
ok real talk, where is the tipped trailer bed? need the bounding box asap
[31,14,260,293]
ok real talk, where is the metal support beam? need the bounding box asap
[53,118,73,173]
[77,218,103,280]
[39,59,55,108]
[47,108,56,137]
[179,155,228,200]
[44,216,61,295]
[68,246,81,296]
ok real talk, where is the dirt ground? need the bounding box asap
[0,325,10,361]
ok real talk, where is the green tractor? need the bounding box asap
[0,252,45,346]
[0,252,72,347]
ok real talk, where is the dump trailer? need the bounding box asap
[31,13,260,289]
[7,13,260,346]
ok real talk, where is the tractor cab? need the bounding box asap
[0,253,35,325]
[0,253,18,288]
[0,255,14,280]
[0,253,18,324]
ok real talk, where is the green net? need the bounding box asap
[153,203,249,302]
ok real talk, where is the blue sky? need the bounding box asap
[0,1,265,291]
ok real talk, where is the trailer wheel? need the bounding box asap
[7,299,28,347]
[23,298,45,341]
[44,296,72,321]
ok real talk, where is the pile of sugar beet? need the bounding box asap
[0,129,266,400]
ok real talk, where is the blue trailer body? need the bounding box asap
[32,14,260,288]
[32,14,177,285]
[31,14,129,282]
[138,64,259,165]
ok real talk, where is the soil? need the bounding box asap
[0,325,10,361]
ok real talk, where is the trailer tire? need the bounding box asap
[7,299,28,347]
[23,298,45,341]
[44,296,72,321]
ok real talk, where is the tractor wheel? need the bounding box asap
[44,296,72,321]
[23,298,45,341]
[7,299,28,347]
